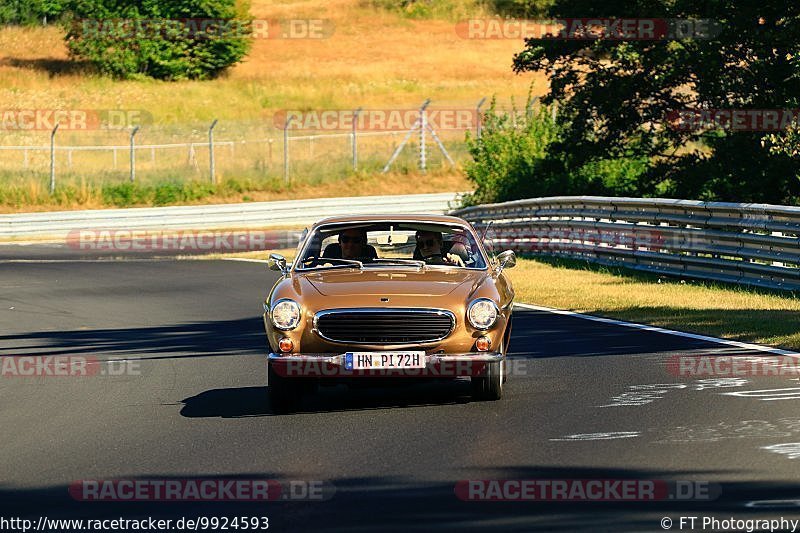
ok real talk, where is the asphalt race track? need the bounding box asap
[2,248,800,532]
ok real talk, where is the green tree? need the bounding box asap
[512,1,800,204]
[64,0,252,80]
[462,97,559,206]
[0,0,67,25]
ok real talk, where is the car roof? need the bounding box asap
[310,214,472,229]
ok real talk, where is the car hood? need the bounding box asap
[301,268,488,298]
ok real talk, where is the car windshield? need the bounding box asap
[296,222,487,270]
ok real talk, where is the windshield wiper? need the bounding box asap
[301,257,364,270]
[369,258,426,268]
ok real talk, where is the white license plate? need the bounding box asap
[344,351,425,370]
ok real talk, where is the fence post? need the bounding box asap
[130,125,140,183]
[419,99,430,173]
[49,124,59,194]
[526,97,537,120]
[208,119,218,184]
[476,97,486,139]
[352,107,362,172]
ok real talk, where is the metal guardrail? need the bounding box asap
[452,196,800,291]
[0,192,464,239]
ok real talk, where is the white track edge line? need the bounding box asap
[513,302,799,357]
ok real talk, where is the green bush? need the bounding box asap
[462,96,652,206]
[63,0,252,80]
[362,0,552,18]
[461,97,559,206]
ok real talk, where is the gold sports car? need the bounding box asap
[263,214,516,412]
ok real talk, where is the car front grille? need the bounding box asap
[314,308,455,344]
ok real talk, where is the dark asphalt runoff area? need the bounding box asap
[1,246,800,532]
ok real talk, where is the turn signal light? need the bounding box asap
[278,338,294,352]
[476,336,491,351]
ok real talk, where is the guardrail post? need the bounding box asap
[49,124,59,195]
[208,119,218,184]
[129,125,140,183]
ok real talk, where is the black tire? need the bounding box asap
[470,359,503,401]
[268,363,301,414]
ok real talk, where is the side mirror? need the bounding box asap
[495,250,516,274]
[268,253,289,275]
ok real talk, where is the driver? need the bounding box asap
[339,228,369,259]
[320,228,377,261]
[415,231,466,266]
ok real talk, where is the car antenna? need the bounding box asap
[479,220,494,250]
[479,220,493,240]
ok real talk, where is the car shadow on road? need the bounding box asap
[180,380,476,418]
[0,317,265,359]
[2,467,800,531]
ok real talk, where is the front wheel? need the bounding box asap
[470,359,503,401]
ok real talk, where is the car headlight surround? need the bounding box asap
[467,298,499,330]
[271,299,301,330]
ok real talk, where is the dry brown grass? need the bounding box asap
[0,171,470,213]
[0,0,544,123]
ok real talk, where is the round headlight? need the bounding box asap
[468,298,498,330]
[271,299,301,330]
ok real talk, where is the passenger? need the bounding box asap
[415,231,466,266]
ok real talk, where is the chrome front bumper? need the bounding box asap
[268,352,503,363]
[267,352,503,378]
